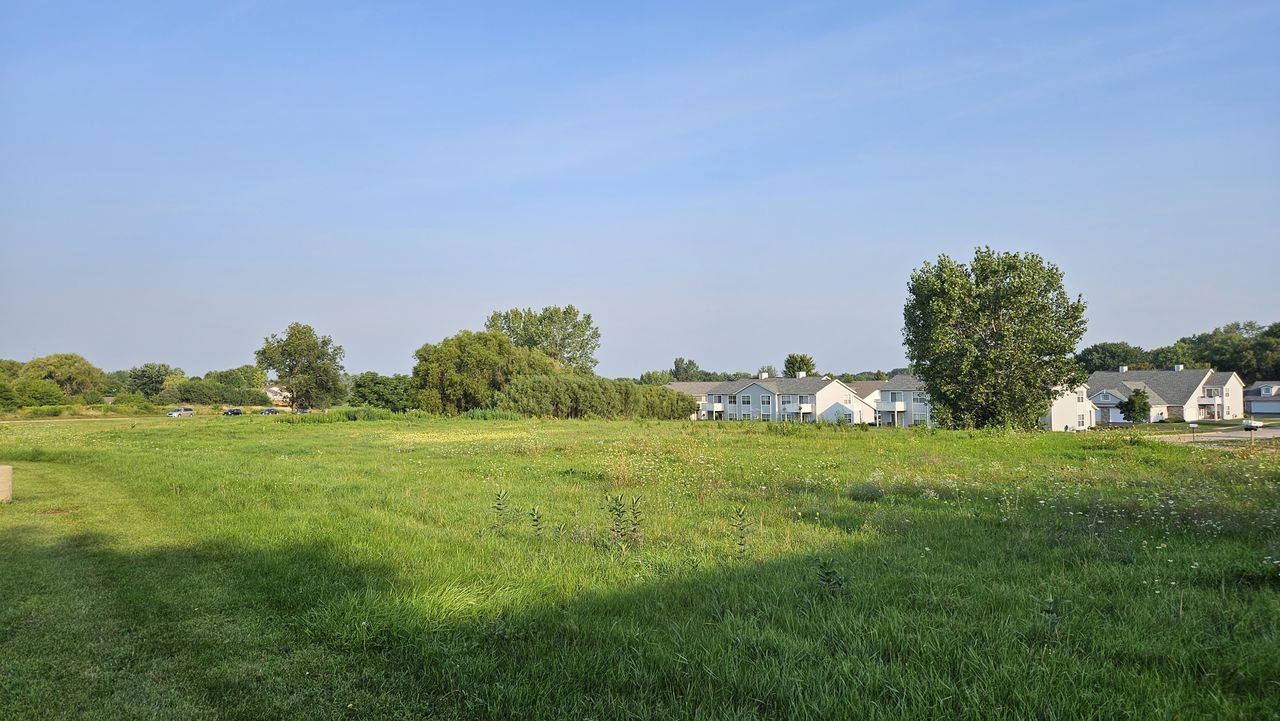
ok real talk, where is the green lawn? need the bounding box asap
[1,417,1277,720]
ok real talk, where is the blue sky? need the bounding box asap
[2,1,1277,377]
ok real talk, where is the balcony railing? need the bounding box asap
[780,403,813,414]
[876,401,906,412]
[1197,396,1222,405]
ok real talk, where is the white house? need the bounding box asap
[672,372,877,424]
[875,374,934,427]
[1039,385,1097,432]
[1244,381,1280,417]
[1087,366,1246,423]
[663,381,722,420]
[264,384,291,406]
[876,373,1090,431]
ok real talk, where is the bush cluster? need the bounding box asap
[156,380,271,407]
[496,375,695,420]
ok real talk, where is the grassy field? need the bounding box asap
[1,417,1277,720]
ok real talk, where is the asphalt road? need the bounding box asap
[1155,424,1279,444]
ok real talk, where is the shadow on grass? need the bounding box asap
[1,520,1275,720]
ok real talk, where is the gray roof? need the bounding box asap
[1245,380,1279,397]
[1205,371,1238,387]
[704,376,840,396]
[880,374,926,391]
[845,380,887,399]
[663,382,720,397]
[1087,369,1211,407]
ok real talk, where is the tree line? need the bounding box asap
[1075,322,1280,382]
[636,354,904,385]
[1,304,693,421]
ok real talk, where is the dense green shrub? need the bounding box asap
[0,381,17,411]
[349,372,412,412]
[13,378,69,407]
[157,380,270,406]
[23,405,68,417]
[460,408,525,420]
[496,375,695,419]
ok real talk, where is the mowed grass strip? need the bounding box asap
[1,417,1277,720]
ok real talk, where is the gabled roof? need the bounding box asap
[1205,371,1240,387]
[1245,380,1280,397]
[704,376,840,396]
[845,380,887,399]
[663,381,720,397]
[880,374,926,391]
[1087,369,1210,407]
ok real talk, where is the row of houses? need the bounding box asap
[666,366,1279,431]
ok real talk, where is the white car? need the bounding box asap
[166,407,194,417]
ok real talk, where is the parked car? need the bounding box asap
[292,408,310,414]
[222,408,243,416]
[260,408,280,415]
[166,408,194,417]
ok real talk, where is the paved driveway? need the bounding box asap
[1155,424,1280,444]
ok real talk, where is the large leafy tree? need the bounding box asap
[638,370,675,385]
[127,363,184,399]
[1076,342,1151,373]
[204,364,267,389]
[903,247,1088,430]
[254,323,346,410]
[1148,341,1201,370]
[0,359,22,382]
[1177,321,1280,383]
[485,305,602,372]
[0,380,17,411]
[1118,388,1151,423]
[783,354,816,377]
[412,330,557,414]
[20,353,106,397]
[349,372,413,412]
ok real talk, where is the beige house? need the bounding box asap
[669,373,877,424]
[1087,366,1246,423]
[264,383,291,406]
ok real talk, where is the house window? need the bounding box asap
[1077,414,1085,427]
[727,412,737,420]
[728,396,736,405]
[1262,386,1273,396]
[843,413,853,423]
[1225,387,1230,397]
[761,413,771,422]
[890,391,904,403]
[1077,392,1085,403]
[912,392,927,404]
[800,395,813,404]
[911,413,927,425]
[740,411,752,420]
[740,395,751,406]
[842,394,852,404]
[761,396,771,406]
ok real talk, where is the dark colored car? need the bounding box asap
[260,408,280,415]
[222,408,243,416]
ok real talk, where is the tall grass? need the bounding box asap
[0,417,1276,720]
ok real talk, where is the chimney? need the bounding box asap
[796,371,807,378]
[759,371,769,379]
[1174,364,1184,372]
[1118,365,1128,373]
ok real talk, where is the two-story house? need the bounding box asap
[1244,381,1280,417]
[876,374,933,427]
[674,372,877,424]
[877,374,1091,431]
[663,381,722,420]
[1087,365,1246,423]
